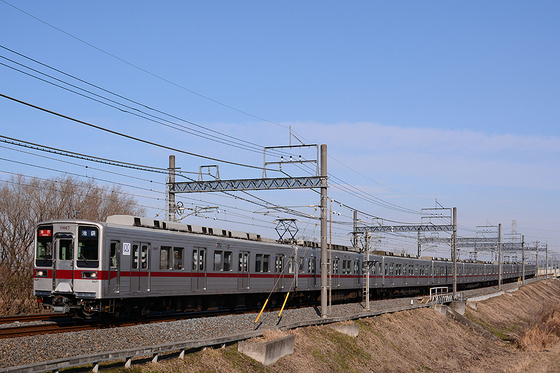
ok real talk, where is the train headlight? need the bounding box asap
[35,270,48,278]
[82,271,98,279]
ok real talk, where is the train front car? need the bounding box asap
[33,220,104,317]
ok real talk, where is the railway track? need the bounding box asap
[0,292,428,340]
[0,313,70,324]
[0,320,97,339]
[0,303,315,340]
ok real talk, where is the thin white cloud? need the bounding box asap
[285,121,560,190]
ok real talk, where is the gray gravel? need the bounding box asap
[0,279,536,370]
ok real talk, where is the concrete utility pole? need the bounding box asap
[328,198,332,313]
[546,244,549,278]
[364,232,370,310]
[452,207,457,298]
[168,155,176,222]
[498,223,502,290]
[417,227,421,258]
[522,235,525,284]
[536,241,539,278]
[320,144,328,318]
[353,210,358,248]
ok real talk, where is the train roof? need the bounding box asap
[36,215,497,264]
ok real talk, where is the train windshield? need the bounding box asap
[77,226,99,268]
[36,226,53,267]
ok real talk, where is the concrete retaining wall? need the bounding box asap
[238,335,295,365]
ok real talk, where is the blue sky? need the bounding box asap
[1,1,559,261]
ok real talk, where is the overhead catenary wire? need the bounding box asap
[0,46,272,152]
[0,93,281,172]
[0,52,274,155]
[0,2,291,131]
[0,137,327,229]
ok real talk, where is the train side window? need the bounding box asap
[141,245,149,269]
[77,227,99,268]
[238,253,249,272]
[299,258,304,273]
[255,254,262,272]
[214,251,223,271]
[333,259,339,274]
[223,251,232,271]
[384,263,388,276]
[275,255,284,273]
[288,257,294,274]
[132,244,139,269]
[110,242,118,268]
[263,255,270,272]
[173,247,184,270]
[161,246,171,270]
[192,248,205,271]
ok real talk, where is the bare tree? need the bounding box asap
[0,174,145,314]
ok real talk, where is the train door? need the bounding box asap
[237,251,250,290]
[382,257,386,287]
[53,233,74,293]
[332,257,340,288]
[354,259,361,287]
[192,247,207,291]
[308,256,317,288]
[131,242,151,293]
[108,241,120,294]
[275,254,285,290]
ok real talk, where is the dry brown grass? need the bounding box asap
[246,329,289,343]
[515,307,560,351]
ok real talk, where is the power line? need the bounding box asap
[0,134,171,174]
[0,48,274,155]
[0,1,289,131]
[0,93,278,172]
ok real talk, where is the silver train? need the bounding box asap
[33,215,535,318]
